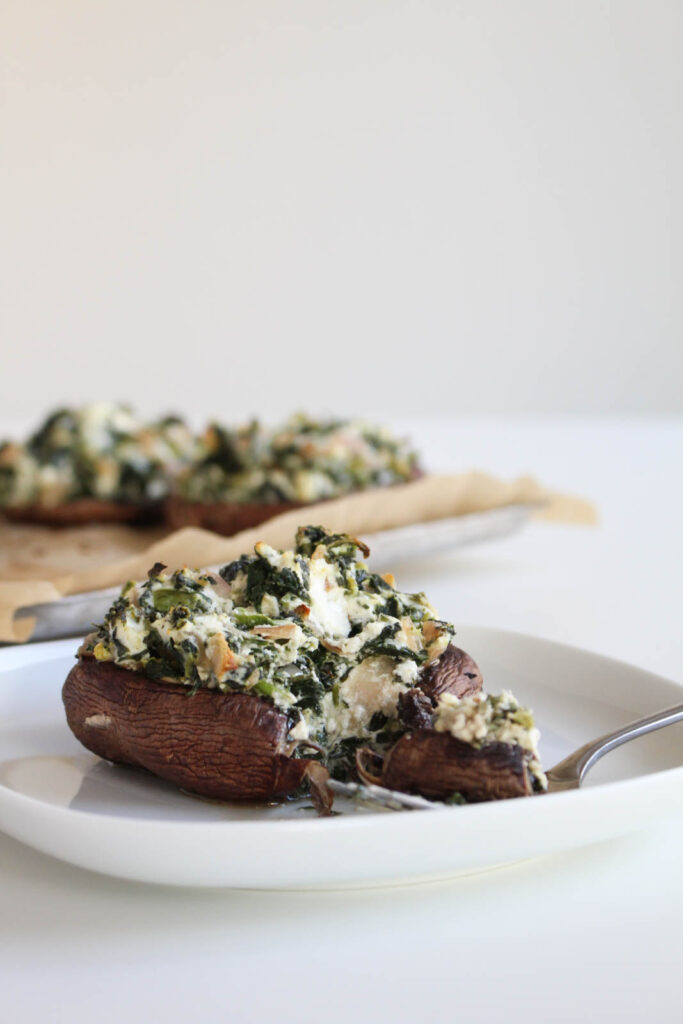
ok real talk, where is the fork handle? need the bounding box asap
[546,702,683,791]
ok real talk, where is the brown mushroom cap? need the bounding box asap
[381,729,533,802]
[419,644,483,701]
[62,658,329,806]
[164,496,307,536]
[3,498,163,527]
[380,645,535,804]
[61,642,487,810]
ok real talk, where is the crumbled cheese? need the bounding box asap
[434,692,491,745]
[323,656,408,741]
[261,593,280,618]
[345,593,379,625]
[394,659,419,684]
[337,620,387,657]
[288,718,310,742]
[114,613,148,656]
[433,690,547,789]
[308,557,350,638]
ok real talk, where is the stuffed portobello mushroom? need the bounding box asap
[0,403,197,525]
[166,414,422,535]
[63,526,547,810]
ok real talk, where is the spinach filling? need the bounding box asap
[177,414,420,504]
[84,526,451,760]
[81,524,546,797]
[0,403,197,507]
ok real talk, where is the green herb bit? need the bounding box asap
[232,608,277,628]
[152,588,203,613]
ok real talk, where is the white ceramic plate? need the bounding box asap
[0,627,681,889]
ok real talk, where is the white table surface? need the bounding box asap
[1,416,682,1024]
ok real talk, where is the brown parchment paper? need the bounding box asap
[0,472,596,642]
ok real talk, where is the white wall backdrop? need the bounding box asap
[1,1,681,424]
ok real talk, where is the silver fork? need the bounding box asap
[544,702,683,792]
[327,703,683,810]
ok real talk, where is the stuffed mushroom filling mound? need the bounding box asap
[0,402,196,508]
[84,526,451,776]
[79,525,547,798]
[177,413,420,504]
[433,691,547,791]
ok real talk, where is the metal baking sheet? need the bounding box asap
[16,504,533,642]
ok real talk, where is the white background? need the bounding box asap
[2,1,682,423]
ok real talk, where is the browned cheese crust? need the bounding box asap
[62,658,326,803]
[3,499,162,527]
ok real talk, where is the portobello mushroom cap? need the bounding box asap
[164,496,307,536]
[62,642,485,810]
[3,498,162,527]
[419,644,483,702]
[62,658,331,808]
[381,729,533,802]
[386,647,535,803]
